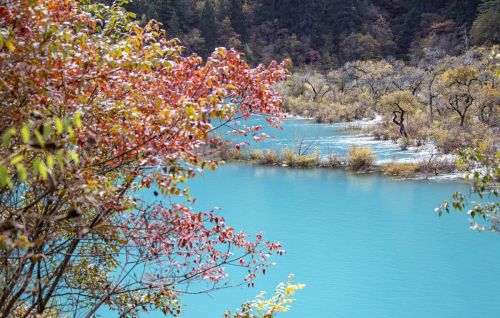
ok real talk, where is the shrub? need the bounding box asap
[282,149,320,167]
[293,152,321,168]
[369,119,400,141]
[220,146,244,161]
[249,149,264,161]
[430,125,468,154]
[262,150,280,165]
[282,148,297,163]
[405,110,429,145]
[426,158,457,175]
[347,146,376,171]
[325,153,343,167]
[398,137,412,150]
[382,162,422,178]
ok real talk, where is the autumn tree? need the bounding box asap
[228,0,247,41]
[418,50,446,123]
[300,71,333,103]
[471,0,500,45]
[380,90,423,137]
[438,65,479,128]
[345,60,394,99]
[0,0,289,317]
[201,0,217,54]
[340,33,381,62]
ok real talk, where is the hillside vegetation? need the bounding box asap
[280,48,499,157]
[123,0,499,67]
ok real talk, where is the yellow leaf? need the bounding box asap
[5,40,15,52]
[55,118,63,135]
[46,154,55,169]
[16,164,27,181]
[73,111,82,128]
[21,125,30,143]
[10,155,23,165]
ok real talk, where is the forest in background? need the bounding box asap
[0,1,498,317]
[119,0,499,173]
[121,0,500,67]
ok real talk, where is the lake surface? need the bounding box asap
[224,117,437,163]
[140,118,499,318]
[178,165,499,318]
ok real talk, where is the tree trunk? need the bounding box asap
[392,110,408,137]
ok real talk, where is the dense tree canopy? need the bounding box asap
[0,0,288,316]
[126,0,498,67]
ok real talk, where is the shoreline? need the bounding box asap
[217,114,465,180]
[217,150,463,181]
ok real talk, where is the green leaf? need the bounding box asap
[21,125,30,143]
[16,164,27,181]
[34,159,48,180]
[73,111,82,128]
[34,130,45,148]
[0,166,12,188]
[46,154,55,170]
[2,128,16,147]
[67,151,79,164]
[42,124,52,139]
[57,150,65,172]
[10,155,23,165]
[55,118,63,135]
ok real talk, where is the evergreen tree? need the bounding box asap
[154,0,181,35]
[447,0,481,27]
[471,0,500,45]
[254,0,283,24]
[121,0,496,66]
[155,0,175,25]
[322,0,363,40]
[201,0,218,54]
[229,0,248,40]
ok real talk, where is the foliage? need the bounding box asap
[379,90,423,138]
[347,146,376,172]
[471,0,500,46]
[437,148,500,233]
[249,149,265,161]
[281,48,499,161]
[282,149,320,168]
[382,159,458,178]
[340,33,381,62]
[325,153,344,168]
[0,0,289,316]
[225,274,305,318]
[280,71,375,123]
[125,0,491,67]
[262,150,280,165]
[382,162,422,178]
[438,65,479,128]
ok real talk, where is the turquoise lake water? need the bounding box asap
[132,118,499,318]
[223,117,436,163]
[178,164,499,318]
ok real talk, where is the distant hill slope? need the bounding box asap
[120,0,498,66]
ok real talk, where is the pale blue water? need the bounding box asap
[223,117,431,163]
[102,118,499,318]
[177,165,499,318]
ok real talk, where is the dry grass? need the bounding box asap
[347,146,376,171]
[262,150,280,165]
[382,162,422,178]
[281,149,320,167]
